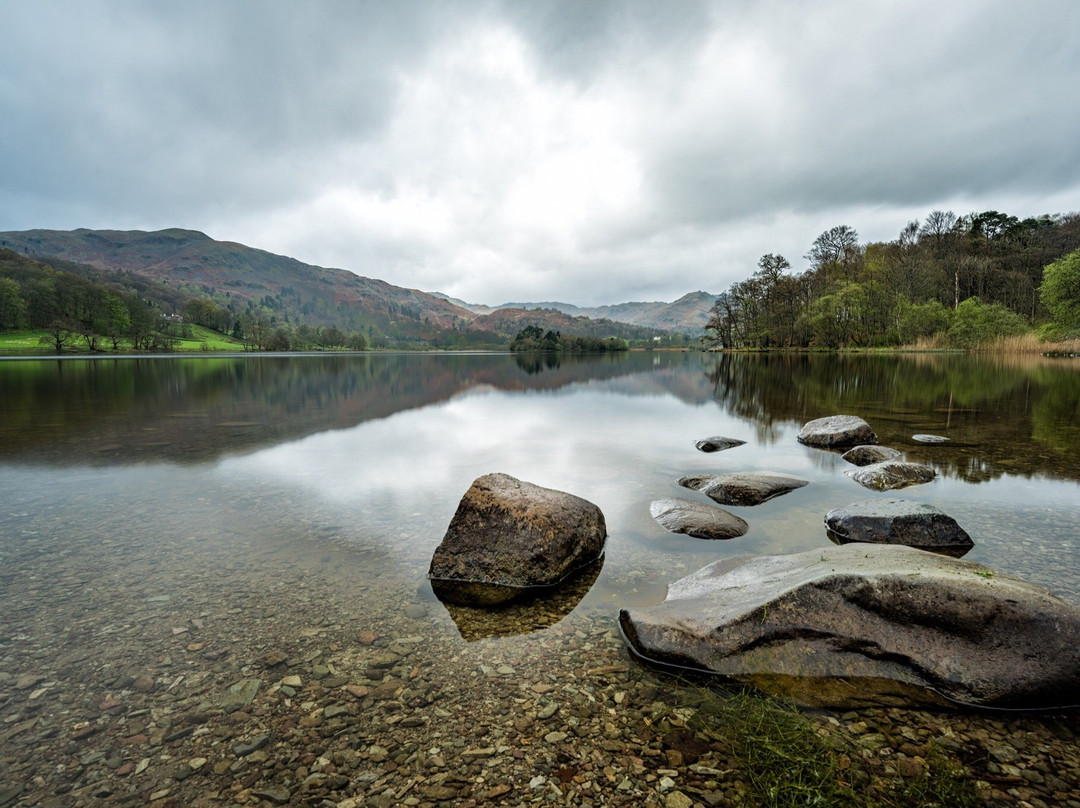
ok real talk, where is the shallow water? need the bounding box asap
[2,350,1080,632]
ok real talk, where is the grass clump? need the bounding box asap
[651,676,981,808]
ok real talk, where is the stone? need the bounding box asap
[694,436,746,453]
[251,787,291,805]
[233,733,270,757]
[824,500,973,557]
[846,461,937,491]
[620,544,1080,709]
[797,415,877,448]
[677,472,808,506]
[220,677,261,712]
[428,473,607,606]
[841,445,903,466]
[650,498,748,540]
[913,434,949,443]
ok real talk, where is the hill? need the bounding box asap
[433,291,716,334]
[0,228,672,348]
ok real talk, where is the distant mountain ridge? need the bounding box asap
[0,228,688,345]
[431,291,716,334]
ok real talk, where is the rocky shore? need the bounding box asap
[3,516,1080,808]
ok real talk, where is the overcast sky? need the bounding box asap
[2,1,1079,306]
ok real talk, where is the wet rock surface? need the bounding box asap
[846,460,937,491]
[677,472,809,506]
[428,473,607,606]
[825,499,974,556]
[620,544,1080,710]
[913,433,950,443]
[649,498,749,540]
[693,436,746,453]
[841,445,903,466]
[798,415,878,448]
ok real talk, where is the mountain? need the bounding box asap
[0,228,669,346]
[433,291,717,334]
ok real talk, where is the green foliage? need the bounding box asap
[1039,248,1080,336]
[708,209,1080,350]
[896,299,951,344]
[509,325,628,352]
[946,297,1028,348]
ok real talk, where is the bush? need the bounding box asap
[1039,248,1080,336]
[897,300,951,345]
[947,298,1028,349]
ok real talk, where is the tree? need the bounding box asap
[1039,248,1080,336]
[0,277,27,329]
[806,225,860,272]
[947,298,1027,348]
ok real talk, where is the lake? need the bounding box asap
[2,350,1080,804]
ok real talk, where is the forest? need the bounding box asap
[0,248,373,353]
[704,210,1080,349]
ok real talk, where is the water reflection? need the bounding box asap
[434,558,605,642]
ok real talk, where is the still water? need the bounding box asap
[2,349,1080,634]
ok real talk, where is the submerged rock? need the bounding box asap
[650,498,748,540]
[913,434,950,444]
[428,473,607,606]
[677,472,808,506]
[694,436,746,453]
[824,499,973,556]
[846,460,937,491]
[797,415,877,448]
[619,544,1080,709]
[841,445,903,466]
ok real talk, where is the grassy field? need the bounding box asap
[0,325,247,356]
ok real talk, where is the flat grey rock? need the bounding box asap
[824,499,973,556]
[677,472,808,506]
[841,445,903,466]
[650,498,749,540]
[913,434,950,443]
[694,436,746,453]
[620,544,1080,709]
[846,460,937,491]
[797,415,877,448]
[428,473,607,606]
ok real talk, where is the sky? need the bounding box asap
[2,1,1079,306]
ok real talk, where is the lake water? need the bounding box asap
[3,350,1080,803]
[3,351,1080,627]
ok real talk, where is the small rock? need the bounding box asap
[846,460,937,491]
[650,498,749,540]
[798,415,877,448]
[221,678,261,712]
[357,630,379,645]
[403,604,427,619]
[251,787,291,805]
[233,733,270,757]
[695,436,746,453]
[912,434,949,443]
[666,791,694,808]
[841,445,903,466]
[678,472,808,506]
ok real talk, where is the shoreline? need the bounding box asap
[2,510,1079,807]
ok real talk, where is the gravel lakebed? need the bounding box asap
[3,489,1080,808]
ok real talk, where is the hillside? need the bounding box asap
[0,228,674,347]
[433,291,716,334]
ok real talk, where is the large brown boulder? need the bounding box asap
[797,415,877,448]
[619,545,1080,709]
[428,473,607,606]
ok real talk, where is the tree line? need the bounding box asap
[509,325,629,352]
[705,210,1080,349]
